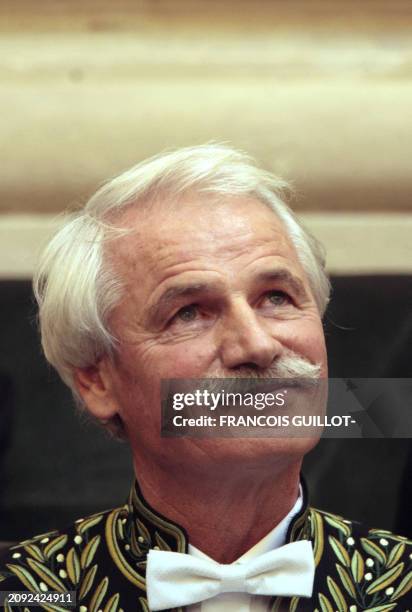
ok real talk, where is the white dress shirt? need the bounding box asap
[187,489,304,612]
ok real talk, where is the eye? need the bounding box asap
[266,290,291,306]
[173,304,198,323]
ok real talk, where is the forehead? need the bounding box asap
[108,195,304,285]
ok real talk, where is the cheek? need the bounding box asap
[113,339,215,411]
[140,336,217,381]
[277,318,327,369]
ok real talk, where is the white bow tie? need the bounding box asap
[146,540,315,611]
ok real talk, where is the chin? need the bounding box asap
[171,436,320,473]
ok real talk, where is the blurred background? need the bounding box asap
[0,1,411,542]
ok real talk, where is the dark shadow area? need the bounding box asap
[0,281,133,540]
[304,276,412,536]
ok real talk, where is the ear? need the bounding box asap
[74,358,118,421]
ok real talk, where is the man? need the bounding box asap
[1,144,411,611]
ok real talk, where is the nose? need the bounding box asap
[217,300,282,371]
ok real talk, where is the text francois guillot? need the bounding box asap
[170,389,354,428]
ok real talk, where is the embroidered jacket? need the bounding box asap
[1,481,412,611]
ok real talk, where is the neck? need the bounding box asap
[133,451,302,564]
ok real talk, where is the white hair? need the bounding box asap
[34,143,330,398]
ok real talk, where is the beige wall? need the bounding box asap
[0,1,411,275]
[1,0,411,214]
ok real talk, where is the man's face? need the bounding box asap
[100,195,327,474]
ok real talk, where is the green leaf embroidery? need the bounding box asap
[312,511,324,566]
[89,576,109,612]
[369,529,411,544]
[336,564,356,597]
[323,515,351,537]
[329,536,350,567]
[16,532,55,548]
[327,575,348,611]
[365,605,397,611]
[79,564,98,600]
[44,535,68,559]
[103,592,120,612]
[366,562,404,595]
[66,547,81,585]
[5,563,40,592]
[318,593,334,612]
[31,531,58,544]
[390,569,412,600]
[80,534,101,569]
[386,542,405,569]
[26,558,66,592]
[361,538,387,565]
[78,515,104,535]
[351,550,364,582]
[24,544,44,563]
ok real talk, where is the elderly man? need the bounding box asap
[1,145,411,611]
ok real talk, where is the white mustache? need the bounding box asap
[210,349,321,380]
[200,350,322,394]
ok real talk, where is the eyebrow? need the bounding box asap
[255,269,308,300]
[147,283,214,323]
[147,268,309,324]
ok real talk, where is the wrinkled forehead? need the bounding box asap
[105,194,304,283]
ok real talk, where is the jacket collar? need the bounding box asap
[127,477,311,555]
[127,480,188,555]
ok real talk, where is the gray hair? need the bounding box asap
[34,143,330,397]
